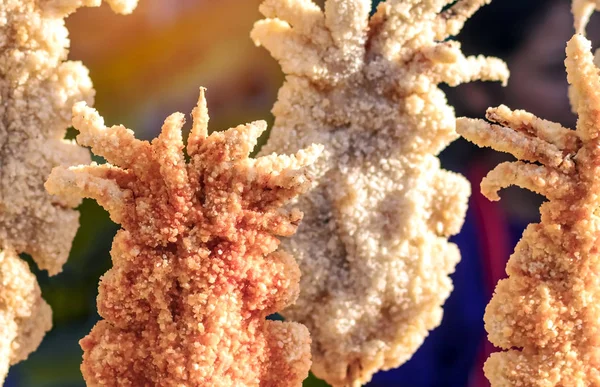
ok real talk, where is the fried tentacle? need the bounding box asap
[572,0,600,33]
[252,19,330,80]
[187,88,210,157]
[259,0,325,36]
[72,102,152,174]
[566,35,600,141]
[435,0,492,39]
[481,161,575,201]
[486,105,581,152]
[457,118,574,172]
[433,53,509,87]
[46,165,131,225]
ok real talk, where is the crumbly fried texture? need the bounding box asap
[0,0,138,275]
[572,0,600,33]
[0,0,137,383]
[46,89,321,386]
[0,249,52,383]
[570,0,600,112]
[250,1,508,385]
[457,34,600,387]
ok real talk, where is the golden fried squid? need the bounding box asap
[457,34,600,386]
[46,89,321,386]
[572,0,600,33]
[250,0,508,385]
[0,0,137,383]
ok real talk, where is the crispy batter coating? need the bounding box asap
[570,0,600,112]
[0,0,138,276]
[457,34,600,387]
[0,0,137,383]
[0,249,52,383]
[46,89,322,386]
[572,0,600,33]
[251,0,508,385]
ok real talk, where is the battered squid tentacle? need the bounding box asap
[435,0,493,39]
[46,89,321,386]
[251,0,508,385]
[456,34,600,386]
[569,0,600,114]
[572,0,600,33]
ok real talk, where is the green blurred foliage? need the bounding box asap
[304,373,330,387]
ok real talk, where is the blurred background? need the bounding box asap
[6,0,600,386]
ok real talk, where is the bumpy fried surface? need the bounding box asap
[570,0,600,112]
[0,0,138,275]
[0,0,137,383]
[457,34,600,387]
[251,0,508,385]
[0,250,52,383]
[46,90,321,386]
[572,0,600,33]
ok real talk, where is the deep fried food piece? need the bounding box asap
[570,0,600,111]
[0,250,52,383]
[46,89,322,386]
[0,0,138,276]
[457,34,600,387]
[251,0,508,385]
[0,0,137,383]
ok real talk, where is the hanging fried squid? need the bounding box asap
[457,34,600,386]
[251,0,509,385]
[46,89,321,386]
